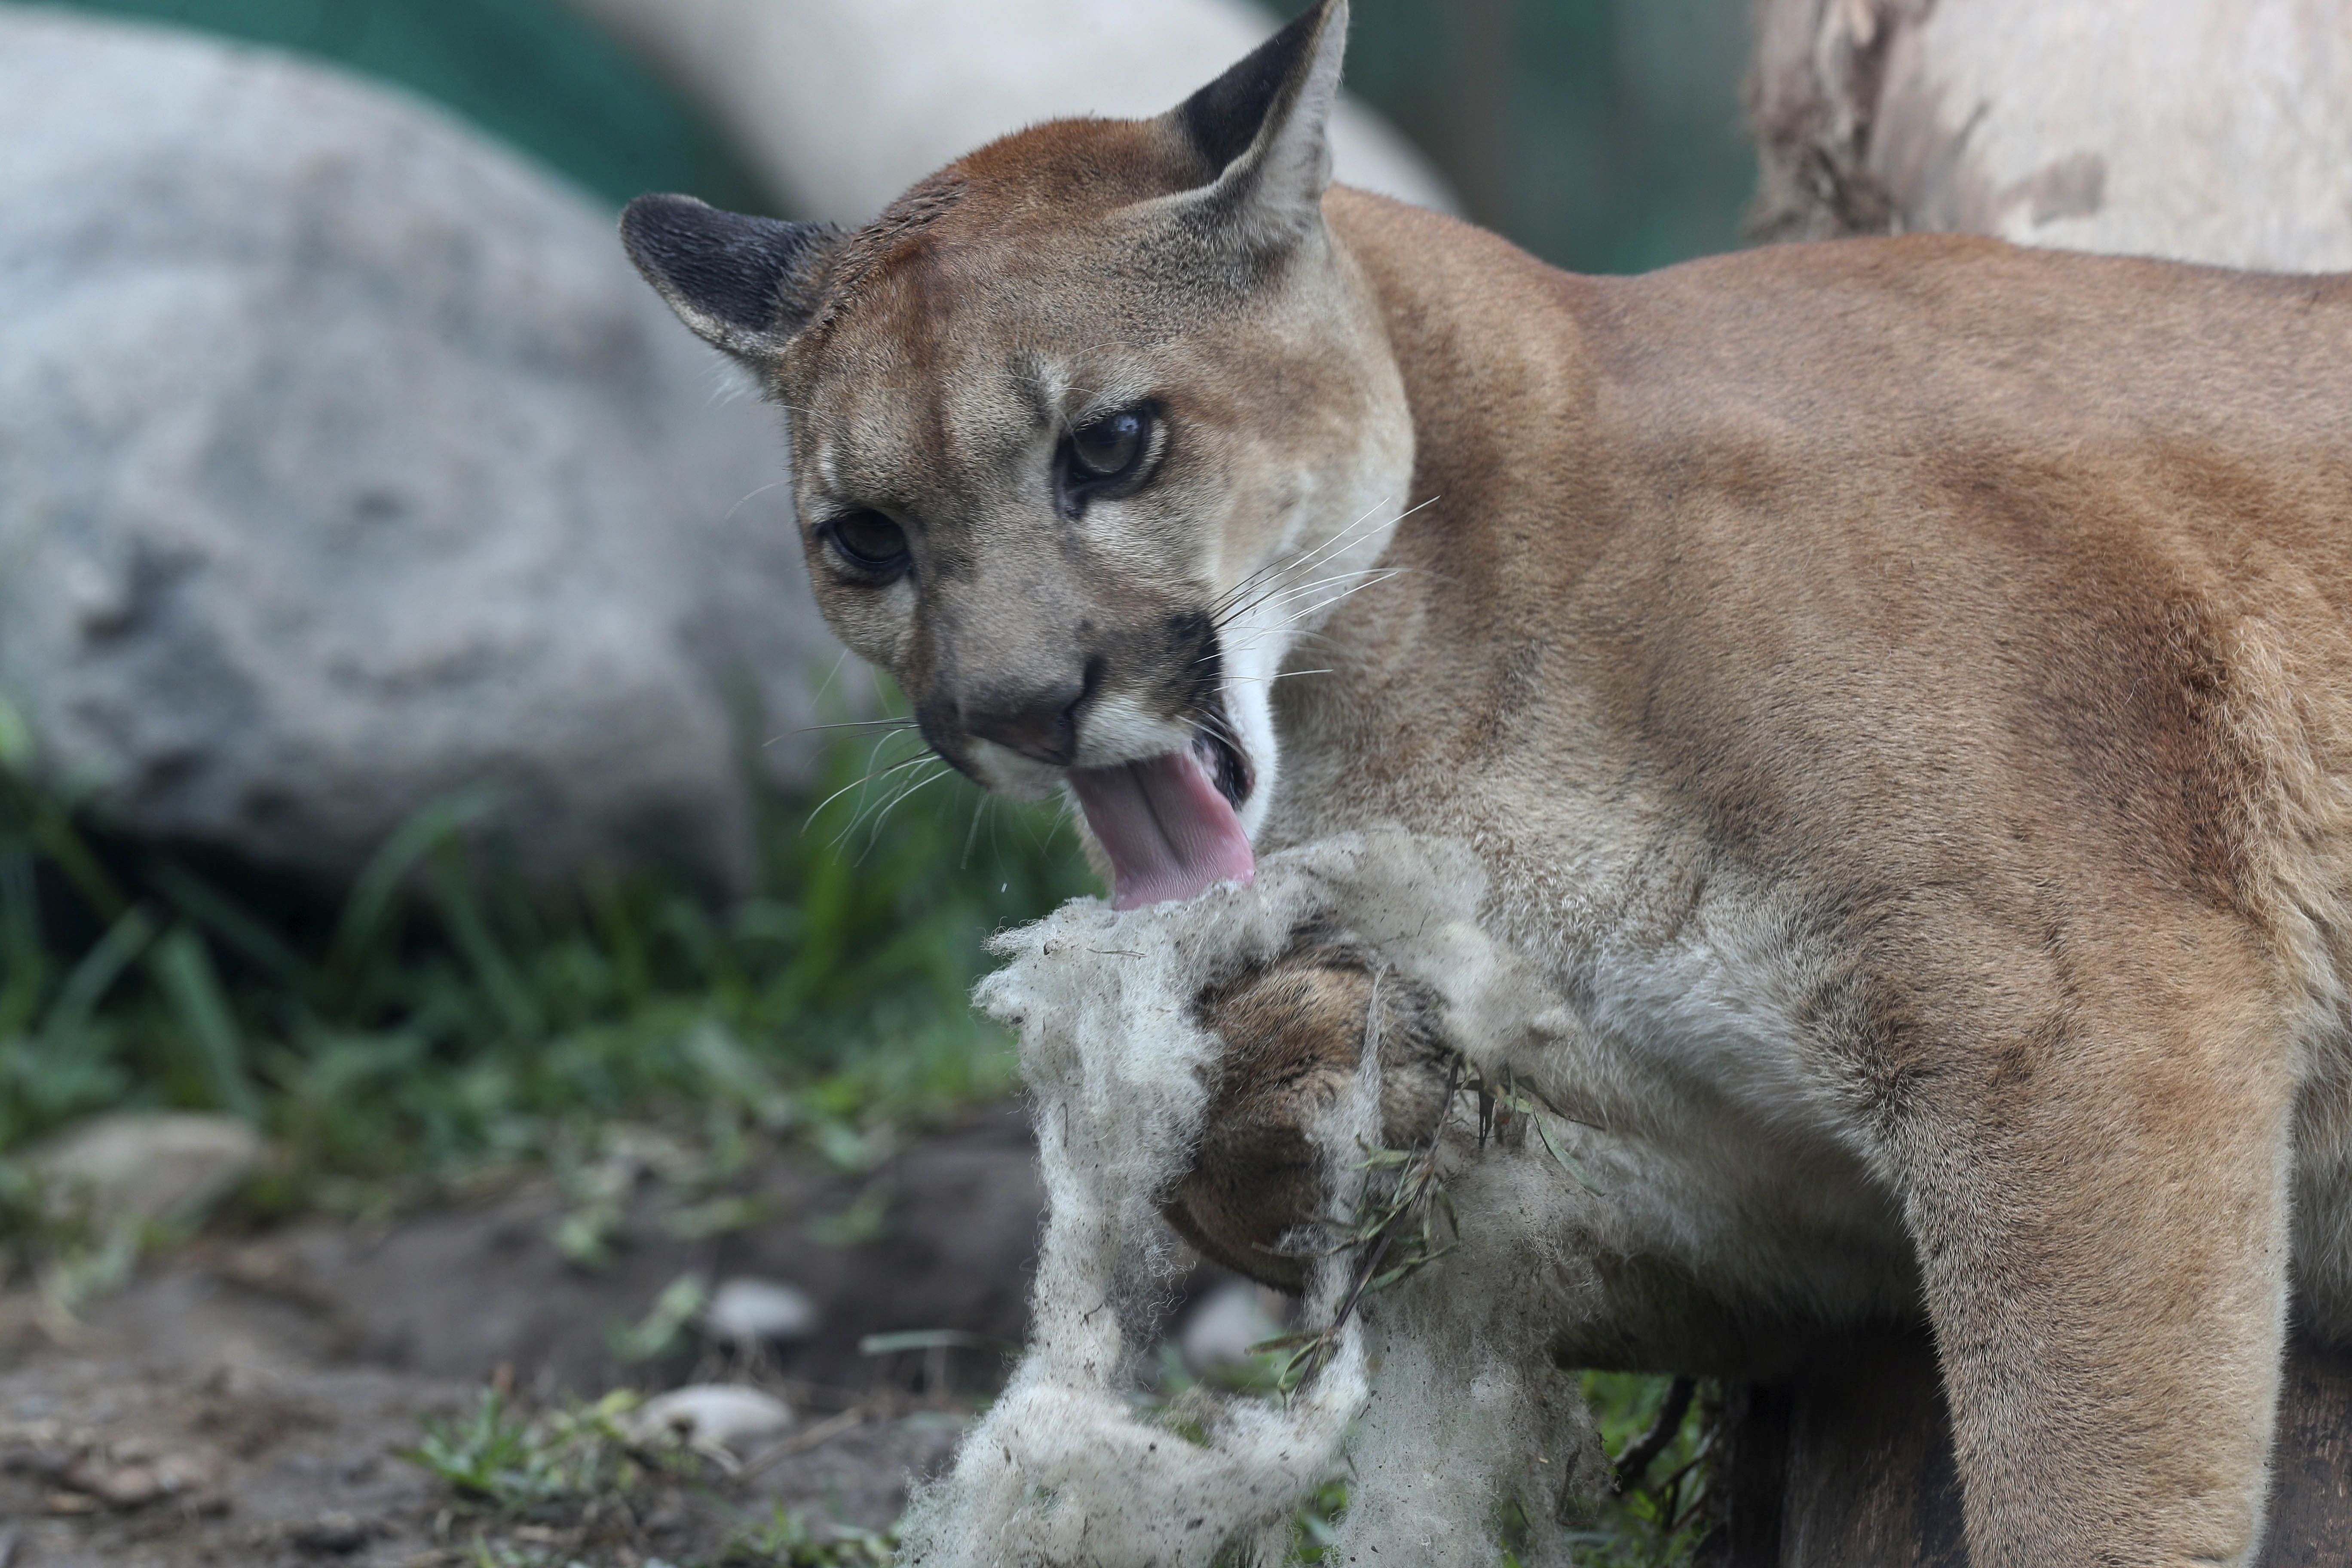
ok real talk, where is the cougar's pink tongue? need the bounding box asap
[1069,746,1255,910]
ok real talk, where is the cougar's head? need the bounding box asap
[622,0,1411,909]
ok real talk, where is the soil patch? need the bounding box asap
[0,1109,1047,1566]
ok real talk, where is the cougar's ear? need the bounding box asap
[1167,0,1348,245]
[620,193,839,362]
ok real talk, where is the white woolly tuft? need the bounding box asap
[899,830,1613,1565]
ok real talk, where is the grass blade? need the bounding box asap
[428,852,542,1039]
[0,843,45,1035]
[326,788,499,997]
[0,775,126,921]
[41,903,158,1039]
[150,926,262,1122]
[1535,1113,1608,1197]
[147,860,312,991]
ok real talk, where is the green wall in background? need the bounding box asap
[1328,0,1757,273]
[39,0,1757,273]
[29,0,774,214]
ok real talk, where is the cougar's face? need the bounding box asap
[775,194,1412,907]
[623,1,1398,906]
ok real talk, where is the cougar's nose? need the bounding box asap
[961,660,1099,767]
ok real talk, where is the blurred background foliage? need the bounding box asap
[2,0,1763,1183]
[6,2,1754,1558]
[43,0,1756,273]
[0,705,1089,1190]
[1347,0,1755,271]
[5,0,1759,1185]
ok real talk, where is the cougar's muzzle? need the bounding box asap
[918,606,1257,910]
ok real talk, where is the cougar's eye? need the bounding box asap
[1071,409,1146,478]
[825,511,910,576]
[1057,404,1158,513]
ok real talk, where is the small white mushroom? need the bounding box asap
[701,1277,821,1345]
[626,1384,793,1458]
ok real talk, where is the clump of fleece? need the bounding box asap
[897,830,1611,1567]
[1326,1143,1613,1568]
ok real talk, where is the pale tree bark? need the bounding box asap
[1747,0,2352,271]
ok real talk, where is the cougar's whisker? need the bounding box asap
[1228,566,1397,622]
[811,750,934,828]
[1218,565,1405,634]
[806,649,854,711]
[1209,495,1439,630]
[1204,494,1389,619]
[802,739,938,830]
[1272,575,1402,627]
[1192,627,1348,671]
[776,717,921,736]
[1207,494,1402,620]
[962,787,990,869]
[724,479,792,521]
[845,763,952,854]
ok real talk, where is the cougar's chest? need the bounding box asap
[1263,720,1918,1315]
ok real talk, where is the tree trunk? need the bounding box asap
[1709,1331,2352,1565]
[1745,0,2352,272]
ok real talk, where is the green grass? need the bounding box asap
[404,1386,666,1514]
[403,1381,901,1565]
[1,692,1710,1565]
[402,1371,1707,1567]
[1146,1332,1713,1564]
[720,1506,897,1567]
[1565,1373,1716,1565]
[0,702,1090,1217]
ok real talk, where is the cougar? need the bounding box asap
[620,3,2352,1561]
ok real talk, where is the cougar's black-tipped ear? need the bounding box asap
[1169,0,1347,242]
[620,193,838,362]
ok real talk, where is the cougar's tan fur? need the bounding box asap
[624,3,2352,1560]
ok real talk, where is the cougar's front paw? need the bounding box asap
[1164,940,1451,1292]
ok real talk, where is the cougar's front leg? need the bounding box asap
[1896,940,2297,1567]
[1165,941,1452,1292]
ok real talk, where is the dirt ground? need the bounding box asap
[0,1109,1057,1567]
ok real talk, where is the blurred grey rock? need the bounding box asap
[0,7,833,886]
[627,1382,793,1452]
[702,1276,820,1345]
[32,1112,265,1230]
[1749,0,2352,271]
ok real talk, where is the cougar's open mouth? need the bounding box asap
[1068,710,1254,911]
